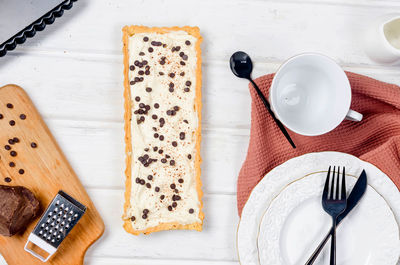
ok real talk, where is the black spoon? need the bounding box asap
[230,51,296,148]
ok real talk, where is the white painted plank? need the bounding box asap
[84,188,239,261]
[7,0,400,67]
[45,119,248,194]
[0,54,253,128]
[1,53,400,126]
[85,257,238,265]
[0,189,239,264]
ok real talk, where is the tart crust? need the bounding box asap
[122,26,203,235]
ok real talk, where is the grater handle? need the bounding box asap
[24,234,57,262]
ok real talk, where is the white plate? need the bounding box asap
[258,172,400,265]
[237,152,400,265]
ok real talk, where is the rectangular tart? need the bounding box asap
[122,26,203,235]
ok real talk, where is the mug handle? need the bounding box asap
[345,109,363,122]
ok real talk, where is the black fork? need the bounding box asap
[322,166,347,265]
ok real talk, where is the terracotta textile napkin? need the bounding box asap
[237,71,400,216]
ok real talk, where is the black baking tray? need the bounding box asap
[0,0,78,57]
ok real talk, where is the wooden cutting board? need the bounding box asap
[0,84,104,264]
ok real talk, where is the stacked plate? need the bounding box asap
[237,152,400,265]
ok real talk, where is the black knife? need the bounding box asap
[305,170,368,265]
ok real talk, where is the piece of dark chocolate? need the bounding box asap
[0,185,40,236]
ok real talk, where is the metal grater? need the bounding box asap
[24,190,86,262]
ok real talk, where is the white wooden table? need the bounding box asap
[1,0,400,264]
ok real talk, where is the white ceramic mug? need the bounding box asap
[364,14,400,64]
[269,53,362,136]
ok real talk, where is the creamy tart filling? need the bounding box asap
[126,31,201,230]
